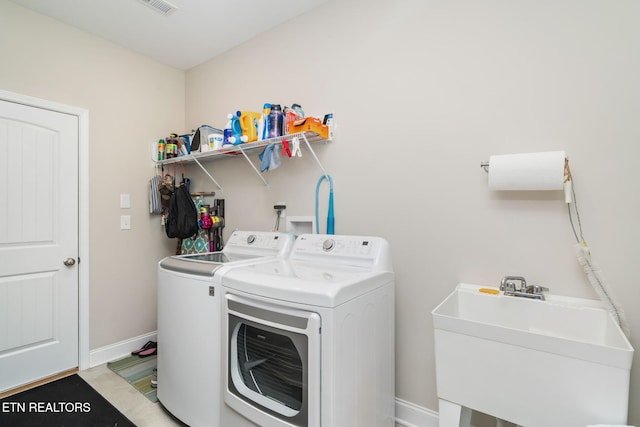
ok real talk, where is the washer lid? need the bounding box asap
[221,259,394,307]
[159,252,260,276]
[175,252,258,263]
[158,231,295,276]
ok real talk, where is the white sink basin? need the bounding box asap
[432,283,634,427]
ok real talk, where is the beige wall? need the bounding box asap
[185,0,640,423]
[3,0,640,423]
[0,1,182,348]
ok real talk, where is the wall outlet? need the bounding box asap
[274,202,286,218]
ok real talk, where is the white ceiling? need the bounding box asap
[9,0,327,70]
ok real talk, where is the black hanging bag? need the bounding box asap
[165,185,199,239]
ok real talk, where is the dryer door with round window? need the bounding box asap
[225,294,321,427]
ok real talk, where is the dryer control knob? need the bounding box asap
[247,234,256,244]
[322,239,335,251]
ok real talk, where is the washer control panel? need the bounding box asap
[293,234,384,261]
[224,230,293,252]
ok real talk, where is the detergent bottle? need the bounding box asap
[223,116,233,145]
[228,113,247,145]
[285,104,304,134]
[238,111,261,143]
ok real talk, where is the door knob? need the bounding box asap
[63,258,76,266]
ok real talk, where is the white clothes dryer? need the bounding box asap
[157,230,293,427]
[216,234,395,427]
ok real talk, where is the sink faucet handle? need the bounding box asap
[533,285,549,294]
[499,276,527,292]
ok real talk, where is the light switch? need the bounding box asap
[120,215,131,230]
[120,194,131,209]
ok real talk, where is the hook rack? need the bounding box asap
[480,161,489,173]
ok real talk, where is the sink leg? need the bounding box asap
[438,399,472,427]
[496,419,522,427]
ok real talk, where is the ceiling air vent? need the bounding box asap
[136,0,178,16]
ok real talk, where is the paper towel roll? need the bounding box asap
[488,151,566,191]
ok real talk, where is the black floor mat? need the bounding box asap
[0,374,136,427]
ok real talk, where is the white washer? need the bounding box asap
[157,230,294,427]
[216,234,395,427]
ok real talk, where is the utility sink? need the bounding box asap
[432,283,634,427]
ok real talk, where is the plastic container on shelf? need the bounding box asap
[238,111,261,143]
[268,104,284,138]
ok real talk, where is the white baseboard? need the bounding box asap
[395,398,439,427]
[87,331,157,368]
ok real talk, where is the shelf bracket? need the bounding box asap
[238,145,269,187]
[301,133,330,182]
[192,157,224,192]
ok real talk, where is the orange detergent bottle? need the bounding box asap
[238,111,261,143]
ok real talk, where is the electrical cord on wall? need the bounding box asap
[567,168,629,338]
[273,208,283,232]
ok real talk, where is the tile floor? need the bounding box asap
[79,364,185,427]
[80,364,404,427]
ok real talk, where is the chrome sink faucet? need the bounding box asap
[499,276,549,301]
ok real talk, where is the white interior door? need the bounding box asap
[0,98,79,392]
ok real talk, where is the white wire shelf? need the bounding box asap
[154,131,332,191]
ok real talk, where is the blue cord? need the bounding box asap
[315,175,334,234]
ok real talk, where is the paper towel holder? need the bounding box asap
[481,153,572,203]
[480,158,570,176]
